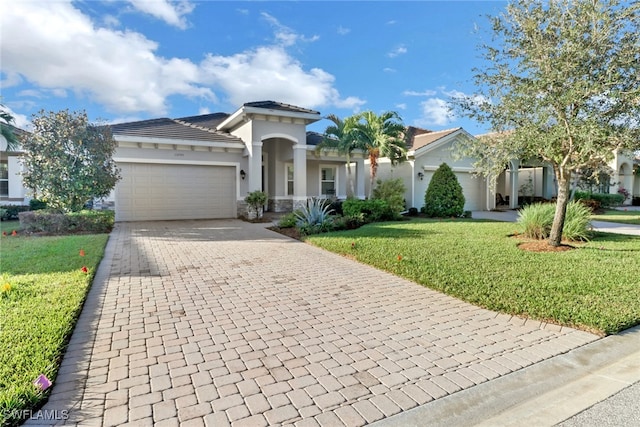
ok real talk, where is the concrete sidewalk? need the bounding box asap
[28,220,599,427]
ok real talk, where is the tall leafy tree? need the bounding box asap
[451,0,640,246]
[354,111,407,198]
[317,114,362,197]
[21,109,121,212]
[0,105,20,151]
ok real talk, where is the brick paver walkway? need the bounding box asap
[31,220,598,426]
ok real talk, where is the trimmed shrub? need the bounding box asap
[18,210,114,234]
[518,201,592,241]
[577,198,601,213]
[574,191,624,208]
[372,178,406,217]
[423,163,465,217]
[0,205,30,220]
[278,212,299,228]
[29,199,48,210]
[342,199,394,223]
[330,214,365,231]
[328,199,343,215]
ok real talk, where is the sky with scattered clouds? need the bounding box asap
[1,0,507,134]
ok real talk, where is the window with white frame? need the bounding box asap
[321,167,336,196]
[286,164,294,196]
[0,161,8,197]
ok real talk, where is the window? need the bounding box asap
[0,161,8,197]
[286,164,294,196]
[321,167,336,196]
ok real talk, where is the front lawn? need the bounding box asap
[306,219,640,336]
[0,233,108,426]
[592,209,640,225]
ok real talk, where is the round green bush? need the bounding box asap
[423,163,465,217]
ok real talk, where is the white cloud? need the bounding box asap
[127,0,194,29]
[0,104,31,130]
[418,98,454,126]
[337,26,350,35]
[1,2,362,116]
[261,12,319,47]
[383,67,396,73]
[1,1,215,115]
[198,106,211,115]
[403,90,437,97]
[199,46,364,111]
[395,103,407,110]
[387,45,407,58]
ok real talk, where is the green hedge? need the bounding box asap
[0,205,30,221]
[342,199,395,223]
[18,210,115,234]
[574,191,624,208]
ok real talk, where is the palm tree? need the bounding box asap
[316,114,362,198]
[354,111,407,198]
[0,105,20,152]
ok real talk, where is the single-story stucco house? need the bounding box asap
[1,100,638,220]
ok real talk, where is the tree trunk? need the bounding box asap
[549,167,572,246]
[368,150,379,199]
[346,161,354,198]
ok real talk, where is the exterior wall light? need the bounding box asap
[417,172,424,180]
[240,169,246,180]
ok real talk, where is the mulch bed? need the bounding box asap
[515,236,577,252]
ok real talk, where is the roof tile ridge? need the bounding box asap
[172,118,219,134]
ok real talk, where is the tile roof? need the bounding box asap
[111,117,243,144]
[244,101,320,115]
[306,131,324,146]
[175,113,230,130]
[409,127,462,151]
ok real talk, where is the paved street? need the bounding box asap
[30,219,598,426]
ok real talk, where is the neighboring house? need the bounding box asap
[0,124,28,205]
[373,127,494,212]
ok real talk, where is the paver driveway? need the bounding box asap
[32,220,597,426]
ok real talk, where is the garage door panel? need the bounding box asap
[116,163,236,221]
[457,173,484,211]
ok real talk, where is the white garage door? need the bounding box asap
[457,173,485,211]
[116,163,236,221]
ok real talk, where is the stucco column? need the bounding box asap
[355,157,366,199]
[293,144,308,209]
[542,165,555,199]
[487,174,496,211]
[510,159,520,209]
[248,141,263,193]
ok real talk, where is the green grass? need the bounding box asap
[0,233,108,426]
[593,209,640,225]
[306,219,640,336]
[0,220,21,234]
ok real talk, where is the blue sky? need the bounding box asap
[1,1,507,135]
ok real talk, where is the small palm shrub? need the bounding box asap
[518,201,592,241]
[372,178,406,217]
[424,163,465,217]
[245,191,267,219]
[295,198,334,234]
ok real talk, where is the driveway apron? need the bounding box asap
[30,220,598,427]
